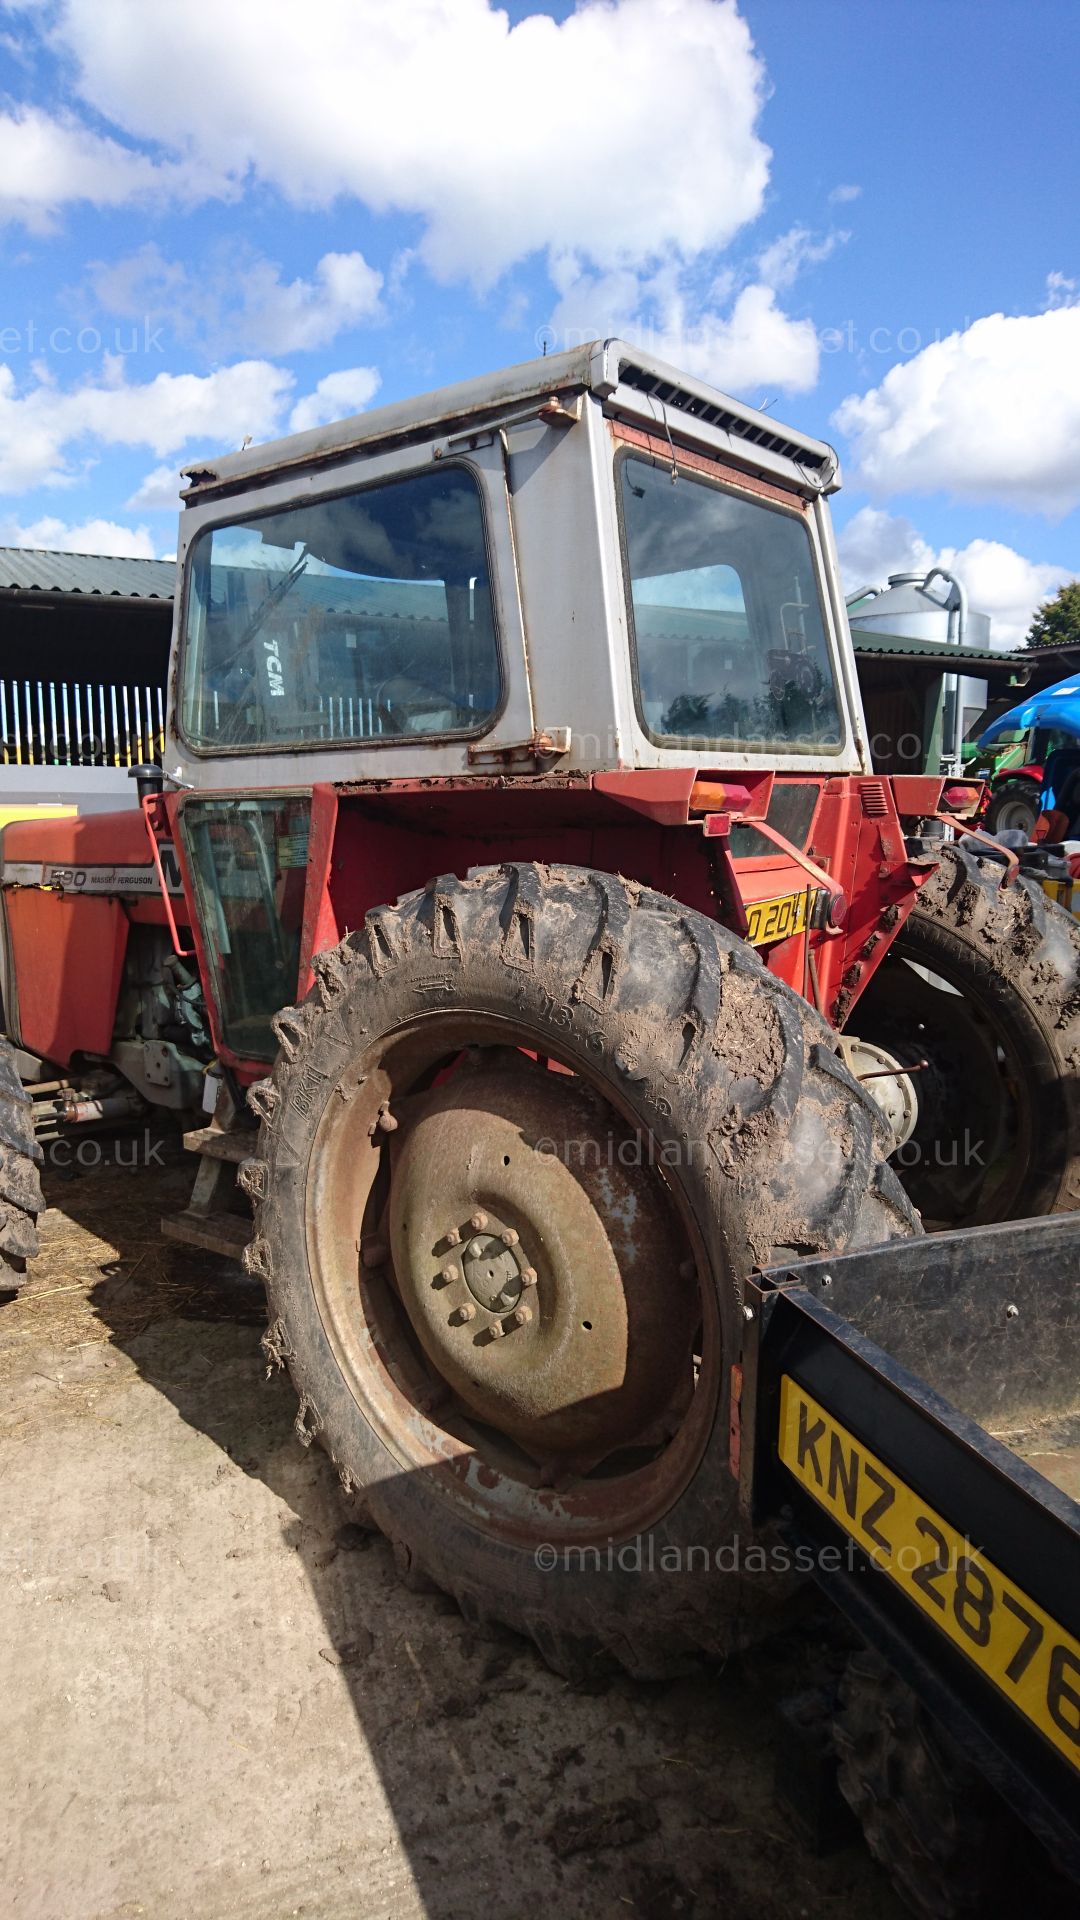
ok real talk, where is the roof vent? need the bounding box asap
[614,363,831,474]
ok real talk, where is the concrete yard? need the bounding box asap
[0,1137,903,1920]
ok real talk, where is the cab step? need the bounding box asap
[181,1123,253,1164]
[161,1208,252,1260]
[160,1087,257,1264]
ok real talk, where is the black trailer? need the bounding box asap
[741,1215,1080,1913]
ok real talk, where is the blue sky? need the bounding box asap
[1,0,1078,643]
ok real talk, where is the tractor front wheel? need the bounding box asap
[244,863,917,1677]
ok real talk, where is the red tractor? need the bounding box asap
[2,341,1078,1678]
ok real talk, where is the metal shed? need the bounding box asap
[0,548,174,819]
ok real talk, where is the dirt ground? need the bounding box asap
[0,1133,905,1920]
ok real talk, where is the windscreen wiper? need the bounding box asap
[237,546,309,650]
[208,546,310,687]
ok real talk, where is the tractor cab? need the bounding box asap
[166,342,897,1065]
[169,339,866,792]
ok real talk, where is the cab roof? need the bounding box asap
[182,338,839,504]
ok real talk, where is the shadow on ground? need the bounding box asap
[0,1130,903,1920]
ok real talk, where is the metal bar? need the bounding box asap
[61,683,71,764]
[37,682,46,766]
[156,686,165,758]
[134,685,143,764]
[13,682,23,764]
[110,686,120,767]
[122,686,132,766]
[0,682,7,766]
[73,683,82,765]
[139,798,193,958]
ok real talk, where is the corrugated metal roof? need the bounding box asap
[0,547,175,601]
[849,627,1026,667]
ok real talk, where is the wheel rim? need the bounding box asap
[993,795,1038,834]
[305,1010,718,1546]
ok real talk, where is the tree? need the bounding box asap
[1026,580,1080,649]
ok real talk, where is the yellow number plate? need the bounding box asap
[744,890,809,947]
[778,1377,1080,1770]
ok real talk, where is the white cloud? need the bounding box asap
[834,306,1080,515]
[21,0,771,285]
[125,463,183,511]
[90,242,384,354]
[1045,270,1078,310]
[836,506,933,587]
[828,183,861,206]
[0,513,157,559]
[289,368,381,434]
[85,242,188,321]
[756,225,848,292]
[0,105,220,229]
[0,357,295,492]
[837,506,1077,648]
[248,251,383,352]
[548,265,820,395]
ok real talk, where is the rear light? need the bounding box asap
[826,890,848,929]
[689,779,752,815]
[943,784,981,811]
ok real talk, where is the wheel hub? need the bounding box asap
[838,1034,920,1152]
[462,1232,524,1312]
[386,1052,698,1461]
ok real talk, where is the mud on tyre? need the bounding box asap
[245,864,918,1678]
[835,1649,1063,1920]
[0,1036,43,1289]
[853,840,1080,1225]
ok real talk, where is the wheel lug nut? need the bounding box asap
[450,1302,476,1325]
[510,1304,532,1328]
[500,1228,519,1247]
[520,1267,537,1287]
[444,1226,462,1247]
[487,1320,505,1341]
[436,1266,459,1287]
[469,1210,489,1231]
[469,1238,486,1257]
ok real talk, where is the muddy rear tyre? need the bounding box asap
[0,1038,43,1290]
[246,864,918,1677]
[853,841,1080,1223]
[835,1649,1061,1919]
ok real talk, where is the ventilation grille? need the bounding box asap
[616,363,832,473]
[859,779,889,818]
